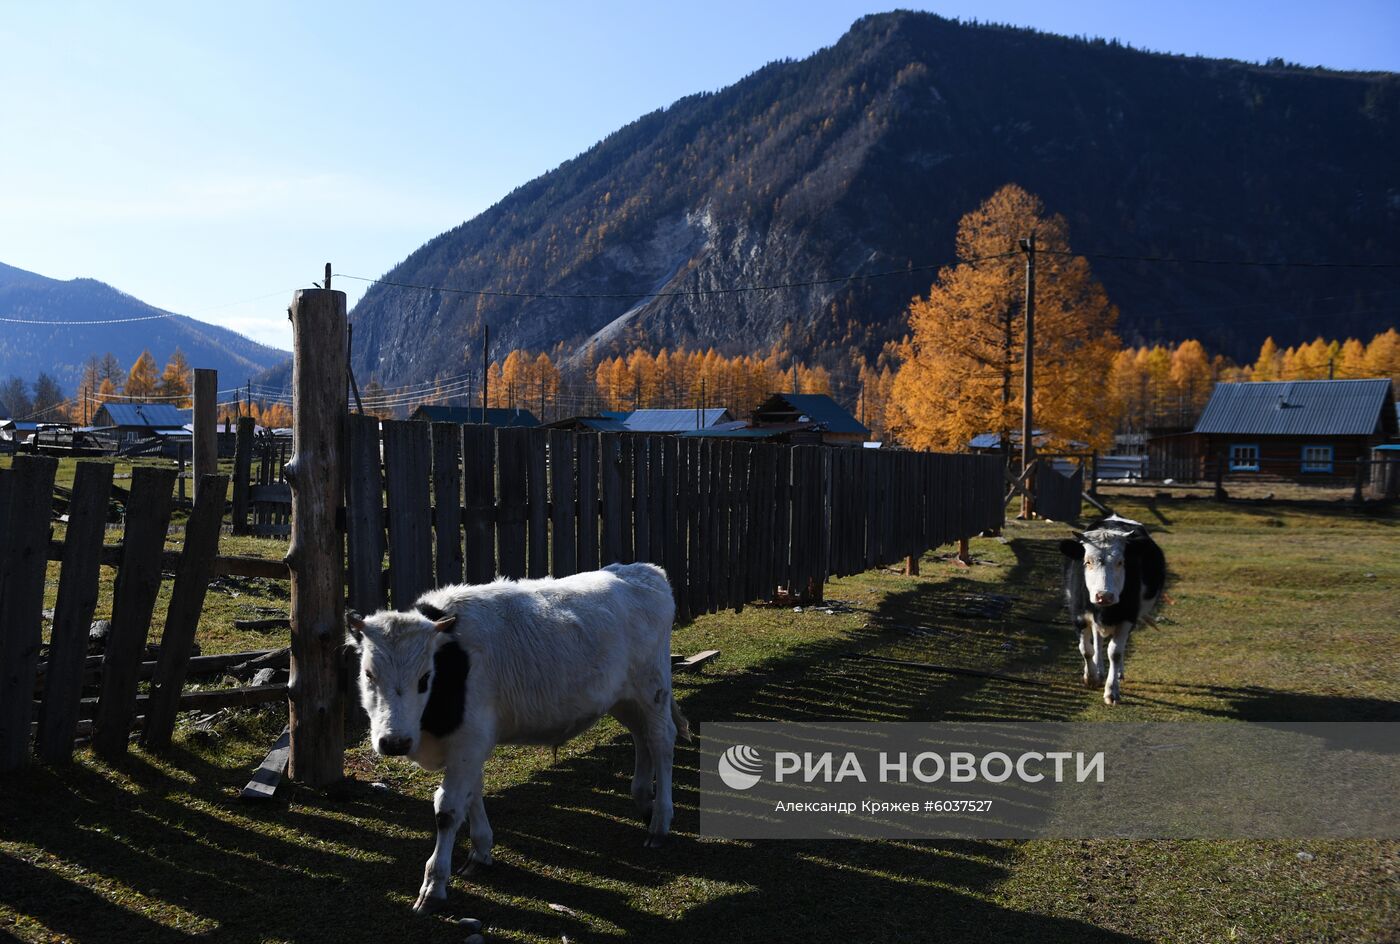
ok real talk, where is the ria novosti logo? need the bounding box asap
[717,745,763,790]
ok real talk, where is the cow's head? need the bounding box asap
[346,607,457,756]
[1060,530,1132,606]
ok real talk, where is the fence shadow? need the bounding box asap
[0,537,1148,943]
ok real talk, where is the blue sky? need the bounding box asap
[1,1,1396,352]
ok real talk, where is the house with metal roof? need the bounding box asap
[547,408,736,434]
[409,405,540,428]
[1147,379,1397,482]
[746,393,870,446]
[91,402,193,448]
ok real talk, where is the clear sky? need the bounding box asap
[2,1,1396,352]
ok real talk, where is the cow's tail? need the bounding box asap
[671,696,691,743]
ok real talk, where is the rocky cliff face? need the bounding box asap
[348,12,1400,385]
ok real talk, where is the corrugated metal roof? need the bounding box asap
[410,405,540,427]
[97,402,191,428]
[621,408,733,432]
[1193,379,1396,437]
[754,393,870,436]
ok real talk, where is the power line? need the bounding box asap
[1042,248,1400,270]
[337,253,1020,301]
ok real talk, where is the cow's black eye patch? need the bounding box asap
[418,673,430,694]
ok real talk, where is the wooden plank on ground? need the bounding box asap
[671,649,720,673]
[463,425,496,583]
[383,420,434,607]
[431,423,465,586]
[549,430,577,577]
[35,461,113,764]
[526,428,549,579]
[576,434,599,572]
[0,455,58,771]
[142,473,229,750]
[240,725,291,800]
[92,465,176,759]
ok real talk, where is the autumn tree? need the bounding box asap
[157,349,193,406]
[889,183,1120,451]
[124,350,160,400]
[1252,338,1282,380]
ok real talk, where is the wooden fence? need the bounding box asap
[1034,462,1084,523]
[345,417,1006,621]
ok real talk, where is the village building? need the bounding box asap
[1148,378,1398,482]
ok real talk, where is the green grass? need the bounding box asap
[2,492,1397,942]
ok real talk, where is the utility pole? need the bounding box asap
[481,325,489,424]
[1019,232,1036,520]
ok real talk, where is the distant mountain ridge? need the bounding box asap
[0,261,288,393]
[347,11,1400,387]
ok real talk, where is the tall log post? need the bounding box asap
[285,287,347,786]
[193,368,218,504]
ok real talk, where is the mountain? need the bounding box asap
[349,11,1400,386]
[0,261,288,393]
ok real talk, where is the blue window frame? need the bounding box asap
[1301,444,1334,473]
[1229,443,1260,471]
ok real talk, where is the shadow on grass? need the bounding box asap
[0,537,1147,943]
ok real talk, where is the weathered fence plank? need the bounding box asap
[92,465,176,760]
[431,423,465,587]
[383,420,434,608]
[600,433,623,565]
[663,436,686,619]
[193,368,218,503]
[633,435,651,563]
[463,425,496,583]
[232,416,254,534]
[346,413,386,615]
[577,434,599,571]
[142,472,229,750]
[647,436,665,566]
[35,461,113,764]
[0,456,58,771]
[549,429,577,577]
[497,428,529,579]
[527,429,549,579]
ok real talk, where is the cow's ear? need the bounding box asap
[432,615,457,634]
[346,610,366,648]
[1059,539,1085,560]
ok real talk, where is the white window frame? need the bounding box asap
[1300,444,1334,473]
[1229,443,1260,472]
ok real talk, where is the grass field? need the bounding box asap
[1,489,1397,943]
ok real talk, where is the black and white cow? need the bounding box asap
[1058,515,1167,706]
[345,562,687,913]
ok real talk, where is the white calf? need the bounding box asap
[346,562,687,913]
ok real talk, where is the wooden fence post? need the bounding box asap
[232,416,254,534]
[1214,451,1227,501]
[0,455,57,771]
[285,286,347,787]
[193,368,218,504]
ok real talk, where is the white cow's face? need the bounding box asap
[1064,532,1128,606]
[346,609,456,756]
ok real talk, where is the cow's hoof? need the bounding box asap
[1083,674,1099,688]
[412,891,446,915]
[644,832,668,849]
[456,856,492,877]
[1103,693,1120,707]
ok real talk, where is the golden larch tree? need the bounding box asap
[889,183,1120,452]
[157,349,193,406]
[124,350,160,400]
